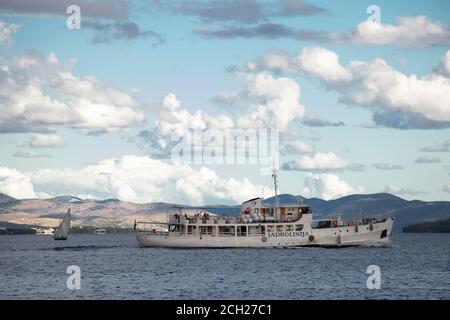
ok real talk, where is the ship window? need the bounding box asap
[299,207,311,214]
[219,226,235,236]
[267,225,274,232]
[276,225,284,232]
[237,226,247,236]
[286,225,293,231]
[295,224,304,231]
[254,208,259,213]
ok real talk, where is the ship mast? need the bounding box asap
[272,168,279,214]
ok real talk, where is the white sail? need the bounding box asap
[54,209,71,240]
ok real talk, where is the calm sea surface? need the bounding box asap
[0,233,449,299]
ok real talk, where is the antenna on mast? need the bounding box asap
[272,167,279,212]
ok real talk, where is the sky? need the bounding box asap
[0,0,449,204]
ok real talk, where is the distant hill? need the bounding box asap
[0,192,449,233]
[49,195,84,204]
[403,218,450,233]
[0,221,35,235]
[0,193,18,205]
[0,192,175,229]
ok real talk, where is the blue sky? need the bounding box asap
[0,0,449,203]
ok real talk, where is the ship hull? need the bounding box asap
[136,218,394,248]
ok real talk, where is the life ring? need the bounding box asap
[308,235,315,242]
[262,236,267,243]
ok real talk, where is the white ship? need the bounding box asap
[135,171,394,248]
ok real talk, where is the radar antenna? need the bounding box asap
[272,167,279,213]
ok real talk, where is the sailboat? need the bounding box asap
[54,208,71,240]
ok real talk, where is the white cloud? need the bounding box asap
[0,1,129,20]
[301,115,345,127]
[13,151,52,158]
[307,131,322,141]
[280,140,312,155]
[299,173,364,200]
[137,71,305,157]
[26,155,271,205]
[137,93,234,157]
[295,46,352,82]
[414,156,441,164]
[442,185,450,194]
[419,139,450,152]
[436,50,450,77]
[384,184,427,196]
[0,50,145,134]
[157,93,233,137]
[342,16,450,47]
[250,47,450,129]
[0,167,36,199]
[372,163,404,170]
[341,58,450,123]
[28,134,64,148]
[283,152,348,171]
[192,15,450,48]
[236,72,305,132]
[0,20,20,43]
[247,50,295,73]
[250,47,351,83]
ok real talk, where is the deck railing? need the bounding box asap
[312,215,393,229]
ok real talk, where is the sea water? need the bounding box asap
[0,233,449,299]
